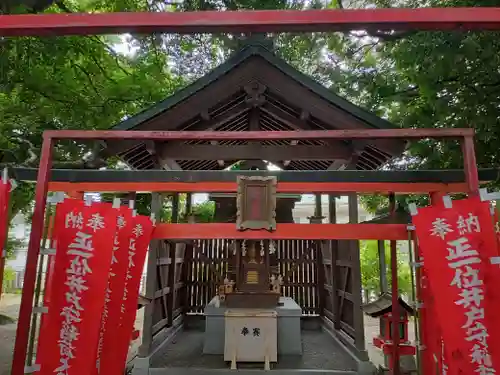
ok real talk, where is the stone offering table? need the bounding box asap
[203,296,302,356]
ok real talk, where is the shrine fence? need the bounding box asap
[185,239,320,315]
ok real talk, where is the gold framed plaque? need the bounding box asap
[236,176,277,231]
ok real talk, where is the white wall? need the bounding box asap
[292,194,373,223]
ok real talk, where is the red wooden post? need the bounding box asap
[11,135,53,375]
[389,193,400,375]
[462,135,479,196]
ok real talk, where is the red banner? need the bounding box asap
[412,197,500,375]
[0,178,11,299]
[96,206,134,375]
[114,214,155,369]
[36,199,118,375]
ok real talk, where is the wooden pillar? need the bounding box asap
[171,193,180,223]
[166,241,176,327]
[378,240,388,294]
[181,215,195,315]
[127,191,137,202]
[309,194,325,316]
[167,193,181,324]
[348,193,367,357]
[314,193,322,218]
[328,195,339,327]
[138,192,163,358]
[185,192,193,216]
[328,195,336,224]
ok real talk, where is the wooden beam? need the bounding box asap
[261,103,316,130]
[49,181,469,194]
[159,144,352,160]
[12,167,498,184]
[185,102,249,131]
[261,103,399,156]
[152,223,409,240]
[161,159,182,170]
[3,9,500,37]
[45,128,475,141]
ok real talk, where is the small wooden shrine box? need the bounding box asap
[224,239,280,308]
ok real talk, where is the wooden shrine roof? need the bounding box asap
[361,208,412,225]
[363,293,415,317]
[104,41,406,171]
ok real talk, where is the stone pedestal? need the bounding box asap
[203,296,302,355]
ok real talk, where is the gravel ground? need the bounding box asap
[151,329,358,371]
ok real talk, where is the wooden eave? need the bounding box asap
[363,293,415,318]
[361,209,412,225]
[104,44,406,171]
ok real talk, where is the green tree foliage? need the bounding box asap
[2,0,500,231]
[360,240,413,301]
[100,193,215,223]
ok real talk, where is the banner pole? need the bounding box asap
[25,198,56,367]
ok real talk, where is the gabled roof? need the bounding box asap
[363,293,415,317]
[106,41,405,171]
[114,43,396,132]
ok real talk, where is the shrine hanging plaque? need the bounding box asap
[236,176,277,231]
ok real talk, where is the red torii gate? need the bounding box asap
[2,8,495,375]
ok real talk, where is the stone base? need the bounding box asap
[203,296,302,355]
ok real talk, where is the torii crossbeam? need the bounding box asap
[1,7,500,36]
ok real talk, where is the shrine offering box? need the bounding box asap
[224,309,278,364]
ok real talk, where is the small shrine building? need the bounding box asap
[103,36,406,374]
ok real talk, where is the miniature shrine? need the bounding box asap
[204,166,303,368]
[364,294,417,373]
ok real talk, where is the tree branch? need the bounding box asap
[71,62,102,98]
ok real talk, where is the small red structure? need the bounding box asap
[364,294,416,372]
